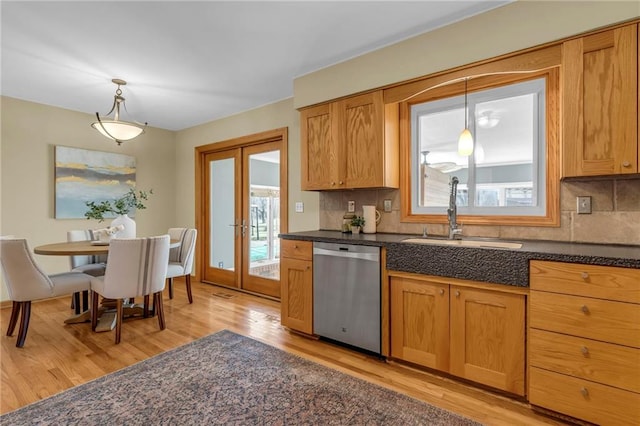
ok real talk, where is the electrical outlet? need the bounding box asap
[348,201,355,212]
[295,202,304,213]
[577,196,592,214]
[383,199,392,212]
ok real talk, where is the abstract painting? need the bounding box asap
[55,146,136,219]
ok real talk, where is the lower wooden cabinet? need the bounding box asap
[390,274,526,396]
[280,240,313,334]
[529,260,640,425]
[449,286,525,395]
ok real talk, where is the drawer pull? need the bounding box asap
[581,387,589,398]
[581,305,590,315]
[580,272,589,280]
[439,289,445,295]
[622,161,631,168]
[581,346,589,356]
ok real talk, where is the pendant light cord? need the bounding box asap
[464,78,468,128]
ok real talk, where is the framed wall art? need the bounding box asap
[55,146,136,219]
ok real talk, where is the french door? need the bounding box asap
[198,129,287,299]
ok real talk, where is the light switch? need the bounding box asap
[383,199,392,212]
[348,201,355,212]
[295,202,304,213]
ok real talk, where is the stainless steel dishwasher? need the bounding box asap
[313,241,381,354]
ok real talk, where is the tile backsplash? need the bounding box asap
[319,177,640,246]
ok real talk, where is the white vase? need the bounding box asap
[111,214,136,238]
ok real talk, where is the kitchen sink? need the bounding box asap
[402,238,523,249]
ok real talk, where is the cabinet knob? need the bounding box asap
[581,346,589,356]
[581,272,589,280]
[439,289,445,295]
[455,290,460,298]
[339,180,344,185]
[331,182,336,186]
[581,387,589,398]
[622,161,631,168]
[293,244,298,249]
[581,305,590,315]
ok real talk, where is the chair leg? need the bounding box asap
[143,295,150,318]
[16,301,31,348]
[185,274,193,304]
[168,277,174,299]
[115,299,123,344]
[91,291,99,331]
[154,292,166,330]
[82,290,89,312]
[73,292,81,315]
[6,301,21,336]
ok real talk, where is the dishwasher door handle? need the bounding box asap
[313,247,379,262]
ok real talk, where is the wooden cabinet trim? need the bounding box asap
[280,239,313,261]
[529,329,640,393]
[529,367,640,426]
[530,260,640,303]
[387,270,529,295]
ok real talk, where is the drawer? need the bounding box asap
[530,367,640,426]
[529,329,640,392]
[530,260,640,303]
[281,239,312,261]
[530,291,640,348]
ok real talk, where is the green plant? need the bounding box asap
[84,188,153,222]
[350,215,365,228]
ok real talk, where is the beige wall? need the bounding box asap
[294,1,640,108]
[1,97,177,300]
[174,98,319,234]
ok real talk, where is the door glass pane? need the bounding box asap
[210,158,235,271]
[248,150,280,280]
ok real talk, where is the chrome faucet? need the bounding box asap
[447,176,462,240]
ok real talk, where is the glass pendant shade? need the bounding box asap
[92,119,144,141]
[458,128,474,156]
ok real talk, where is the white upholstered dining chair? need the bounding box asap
[67,229,108,314]
[90,235,170,344]
[166,228,197,303]
[0,238,93,347]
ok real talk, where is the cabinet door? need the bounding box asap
[300,103,340,190]
[340,91,385,188]
[450,286,525,396]
[280,257,313,334]
[563,24,638,177]
[390,277,449,371]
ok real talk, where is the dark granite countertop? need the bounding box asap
[280,230,640,287]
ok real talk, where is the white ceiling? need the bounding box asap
[1,1,510,132]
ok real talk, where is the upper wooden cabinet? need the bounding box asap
[562,23,638,177]
[300,90,399,190]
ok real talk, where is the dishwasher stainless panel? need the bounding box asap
[313,242,381,354]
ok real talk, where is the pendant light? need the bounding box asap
[92,79,147,146]
[457,78,474,156]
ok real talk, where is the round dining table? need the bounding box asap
[34,239,181,255]
[33,238,181,331]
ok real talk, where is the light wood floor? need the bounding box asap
[1,280,568,425]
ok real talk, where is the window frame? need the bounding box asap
[411,77,547,216]
[399,68,560,227]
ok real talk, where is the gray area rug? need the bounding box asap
[2,330,481,425]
